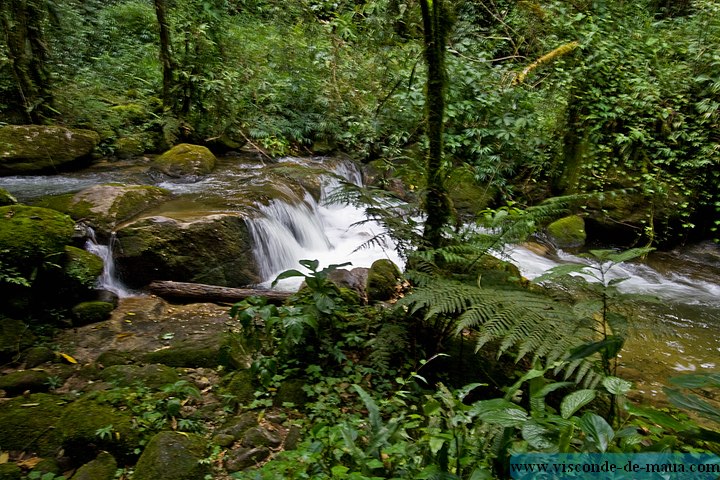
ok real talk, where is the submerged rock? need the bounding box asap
[151,143,217,177]
[115,214,259,288]
[0,125,99,175]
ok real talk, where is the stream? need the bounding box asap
[2,156,719,405]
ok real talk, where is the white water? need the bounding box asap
[84,228,136,298]
[245,159,404,290]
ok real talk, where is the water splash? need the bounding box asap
[84,228,136,298]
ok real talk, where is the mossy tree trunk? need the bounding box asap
[420,0,452,249]
[0,0,54,123]
[154,0,176,114]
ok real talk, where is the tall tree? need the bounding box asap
[0,0,55,123]
[419,0,452,248]
[153,0,176,113]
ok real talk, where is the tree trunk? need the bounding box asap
[420,0,452,249]
[148,280,293,305]
[153,0,175,112]
[0,0,54,123]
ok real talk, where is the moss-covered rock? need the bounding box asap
[57,398,140,462]
[264,162,328,202]
[0,393,64,456]
[546,215,586,249]
[220,370,255,406]
[142,336,225,368]
[132,431,209,480]
[0,187,17,206]
[0,317,34,362]
[273,378,307,408]
[20,345,56,368]
[63,246,104,290]
[114,135,148,158]
[71,301,115,326]
[366,259,402,302]
[0,206,74,276]
[71,452,117,480]
[99,363,179,389]
[473,254,524,288]
[0,125,100,175]
[0,463,22,480]
[34,184,171,237]
[115,214,258,288]
[0,369,51,395]
[151,143,216,177]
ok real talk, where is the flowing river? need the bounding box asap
[2,156,719,405]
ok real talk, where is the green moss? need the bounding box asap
[473,254,524,288]
[0,393,65,456]
[21,346,56,368]
[273,378,307,408]
[220,370,255,406]
[71,301,115,326]
[152,143,216,177]
[64,246,104,289]
[0,317,34,361]
[0,369,51,395]
[142,337,223,368]
[366,259,401,302]
[546,215,586,249]
[0,125,100,174]
[99,364,179,389]
[132,431,209,480]
[57,398,140,461]
[0,206,75,275]
[0,463,22,480]
[72,452,117,480]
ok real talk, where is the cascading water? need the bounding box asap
[245,159,403,289]
[84,227,135,298]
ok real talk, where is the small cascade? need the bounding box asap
[84,228,136,298]
[245,158,403,289]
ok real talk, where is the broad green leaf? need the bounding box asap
[522,421,555,450]
[532,264,590,284]
[605,247,654,263]
[669,373,720,389]
[299,259,319,271]
[271,269,306,286]
[560,389,596,419]
[664,388,720,424]
[566,336,624,362]
[603,376,632,395]
[624,403,690,432]
[354,384,382,432]
[579,412,614,452]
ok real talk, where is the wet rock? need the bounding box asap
[212,433,236,447]
[224,446,270,472]
[115,214,259,288]
[0,369,51,395]
[0,393,64,456]
[151,143,216,177]
[217,411,258,440]
[328,267,369,303]
[242,426,281,448]
[35,184,171,237]
[0,125,99,175]
[71,452,117,480]
[366,259,402,302]
[133,431,209,480]
[284,424,302,450]
[71,301,115,326]
[546,215,586,249]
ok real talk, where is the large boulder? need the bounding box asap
[132,431,209,480]
[35,184,171,237]
[115,214,259,288]
[366,259,402,302]
[151,143,216,177]
[0,393,65,456]
[0,125,99,175]
[546,215,586,249]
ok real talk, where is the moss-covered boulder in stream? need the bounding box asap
[151,143,216,177]
[0,393,64,456]
[546,215,586,249]
[35,184,171,237]
[133,431,209,480]
[0,187,17,206]
[115,214,259,287]
[0,125,100,175]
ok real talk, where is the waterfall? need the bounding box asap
[245,159,403,289]
[84,228,135,298]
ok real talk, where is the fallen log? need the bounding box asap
[148,280,293,304]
